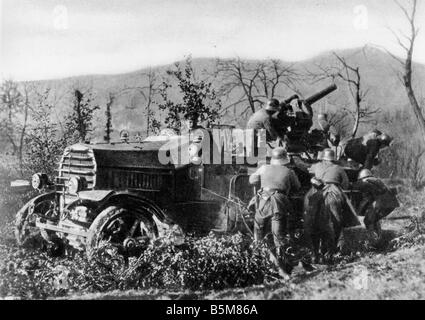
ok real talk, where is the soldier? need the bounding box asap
[249,147,313,274]
[181,112,205,143]
[309,148,357,254]
[352,169,399,237]
[341,132,392,169]
[247,99,286,146]
[317,113,340,149]
[304,151,335,262]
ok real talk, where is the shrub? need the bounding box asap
[0,233,278,299]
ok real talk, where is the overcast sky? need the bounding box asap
[1,0,424,81]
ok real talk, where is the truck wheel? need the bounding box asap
[15,204,33,246]
[15,199,57,247]
[86,206,157,258]
[15,203,42,247]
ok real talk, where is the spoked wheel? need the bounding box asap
[15,198,57,247]
[86,206,158,259]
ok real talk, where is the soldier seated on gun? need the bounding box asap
[352,169,399,239]
[248,147,314,276]
[308,149,360,256]
[246,99,287,149]
[340,131,392,170]
[316,113,340,149]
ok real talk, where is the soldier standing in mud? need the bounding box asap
[304,151,336,263]
[352,169,399,239]
[248,147,313,275]
[307,149,359,256]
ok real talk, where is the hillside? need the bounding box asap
[24,46,425,140]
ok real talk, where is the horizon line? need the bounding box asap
[2,45,420,83]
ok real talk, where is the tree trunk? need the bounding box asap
[404,36,425,140]
[18,96,29,171]
[404,78,425,139]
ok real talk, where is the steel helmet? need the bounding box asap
[317,150,324,160]
[322,148,336,161]
[265,98,280,112]
[379,134,392,146]
[358,169,373,180]
[270,147,290,165]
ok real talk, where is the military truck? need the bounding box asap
[14,84,366,257]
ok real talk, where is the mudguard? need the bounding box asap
[18,192,56,214]
[66,190,169,224]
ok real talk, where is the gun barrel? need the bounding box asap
[283,94,299,104]
[304,84,337,105]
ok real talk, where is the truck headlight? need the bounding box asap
[66,177,85,194]
[31,173,48,190]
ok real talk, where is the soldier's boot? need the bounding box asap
[276,246,293,277]
[374,220,382,237]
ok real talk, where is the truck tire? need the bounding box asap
[15,197,57,248]
[86,206,157,258]
[15,203,34,246]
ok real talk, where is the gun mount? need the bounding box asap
[275,84,338,154]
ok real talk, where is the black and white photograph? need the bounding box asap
[0,0,425,303]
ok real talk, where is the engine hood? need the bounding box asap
[72,136,191,170]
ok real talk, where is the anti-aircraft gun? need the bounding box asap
[274,84,338,155]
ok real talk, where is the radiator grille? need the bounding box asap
[57,146,97,190]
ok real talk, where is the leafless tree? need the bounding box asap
[0,80,31,166]
[214,58,301,120]
[387,0,425,140]
[306,51,379,138]
[121,68,161,136]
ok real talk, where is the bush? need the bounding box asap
[124,233,277,291]
[0,233,278,299]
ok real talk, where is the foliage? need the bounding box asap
[0,233,277,299]
[158,57,221,130]
[126,233,276,291]
[64,88,99,143]
[374,108,425,188]
[22,88,68,177]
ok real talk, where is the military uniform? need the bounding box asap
[341,132,390,169]
[307,150,358,254]
[247,108,285,143]
[249,162,301,248]
[352,171,399,234]
[249,148,313,274]
[317,117,340,148]
[342,137,379,169]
